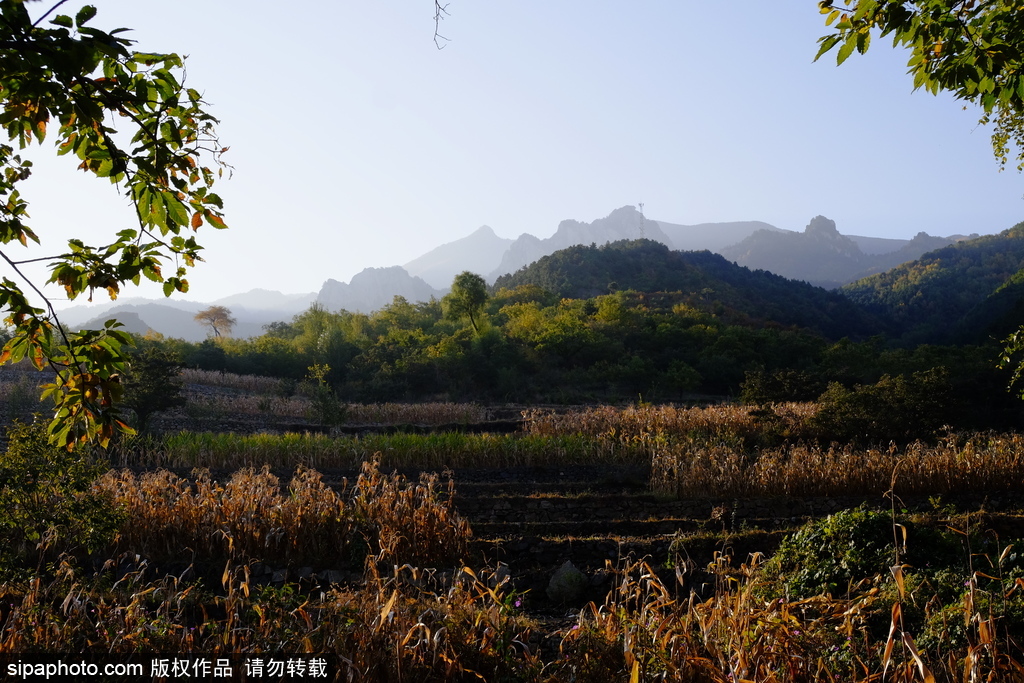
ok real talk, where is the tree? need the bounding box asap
[442,271,488,333]
[194,305,236,338]
[121,345,185,433]
[816,2,1024,399]
[816,0,1024,169]
[0,0,229,447]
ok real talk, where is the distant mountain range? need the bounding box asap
[392,206,971,292]
[55,206,987,340]
[59,289,317,343]
[719,216,971,289]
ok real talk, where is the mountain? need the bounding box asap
[76,302,269,341]
[840,224,1024,344]
[656,219,787,252]
[487,206,673,281]
[212,289,316,312]
[493,239,887,340]
[719,216,959,288]
[404,225,513,289]
[58,288,316,342]
[316,266,443,313]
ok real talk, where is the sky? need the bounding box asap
[16,1,1024,307]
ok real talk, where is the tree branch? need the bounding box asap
[434,1,450,49]
[31,0,71,28]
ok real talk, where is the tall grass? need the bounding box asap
[178,389,490,425]
[139,431,647,470]
[97,460,470,570]
[651,432,1024,500]
[180,368,286,394]
[3,552,1022,681]
[524,402,816,443]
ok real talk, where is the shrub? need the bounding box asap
[761,506,896,597]
[809,368,953,444]
[0,420,124,572]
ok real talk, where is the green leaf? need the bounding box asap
[837,36,857,65]
[815,34,843,62]
[75,5,97,27]
[51,15,73,28]
[164,195,189,227]
[856,30,871,55]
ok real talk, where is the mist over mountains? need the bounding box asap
[57,206,980,340]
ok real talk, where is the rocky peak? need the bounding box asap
[804,215,840,237]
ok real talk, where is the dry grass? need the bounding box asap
[651,432,1024,500]
[180,368,286,395]
[178,389,489,425]
[96,460,470,570]
[524,402,816,443]
[0,560,538,681]
[3,551,1022,681]
[549,555,1024,682]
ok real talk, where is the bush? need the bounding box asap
[740,368,825,404]
[761,506,896,597]
[809,368,953,444]
[0,420,124,572]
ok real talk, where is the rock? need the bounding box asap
[546,560,588,604]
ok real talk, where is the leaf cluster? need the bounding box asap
[0,2,228,447]
[0,418,125,573]
[817,0,1024,169]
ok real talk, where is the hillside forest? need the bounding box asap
[78,225,1024,441]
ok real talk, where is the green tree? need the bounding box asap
[0,1,229,447]
[121,345,185,433]
[442,271,488,333]
[816,0,1024,169]
[817,4,1024,397]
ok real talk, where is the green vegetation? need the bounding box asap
[817,0,1024,171]
[841,225,1024,344]
[0,1,229,447]
[0,420,123,574]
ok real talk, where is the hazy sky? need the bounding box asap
[18,1,1024,305]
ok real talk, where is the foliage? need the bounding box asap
[741,368,826,404]
[442,270,488,333]
[303,362,345,426]
[193,305,236,338]
[764,506,896,597]
[0,1,228,447]
[816,0,1024,170]
[0,418,124,572]
[493,239,885,340]
[809,368,953,444]
[121,345,185,432]
[840,225,1024,345]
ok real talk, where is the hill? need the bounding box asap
[316,266,443,314]
[719,216,959,288]
[492,239,887,340]
[404,226,513,289]
[840,224,1024,344]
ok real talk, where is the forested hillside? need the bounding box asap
[841,224,1024,344]
[124,239,1020,429]
[492,240,888,340]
